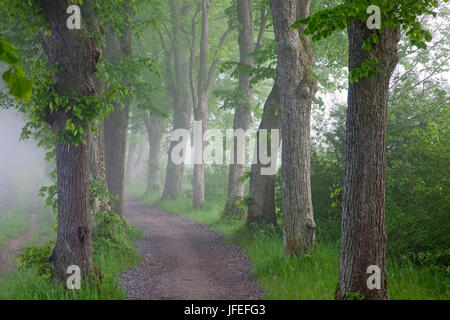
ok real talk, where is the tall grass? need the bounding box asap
[0,226,141,300]
[0,266,127,300]
[0,195,142,300]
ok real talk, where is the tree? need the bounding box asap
[190,0,232,208]
[103,18,133,219]
[0,0,136,283]
[162,0,193,200]
[89,119,111,215]
[245,2,281,227]
[89,62,110,216]
[223,0,256,218]
[247,80,281,226]
[301,0,446,300]
[144,111,166,194]
[270,0,317,256]
[38,0,102,281]
[338,19,400,301]
[131,24,169,196]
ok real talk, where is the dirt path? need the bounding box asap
[120,197,263,300]
[0,199,39,276]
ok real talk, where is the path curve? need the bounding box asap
[120,197,263,300]
[0,199,39,276]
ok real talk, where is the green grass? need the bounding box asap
[0,193,142,300]
[0,225,141,300]
[0,266,127,300]
[131,189,449,300]
[0,190,34,251]
[27,202,56,247]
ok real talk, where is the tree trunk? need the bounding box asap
[89,119,111,214]
[192,0,210,209]
[336,18,400,300]
[162,91,191,199]
[144,114,165,194]
[190,0,230,208]
[125,140,137,184]
[51,136,94,281]
[89,54,110,214]
[247,81,281,227]
[162,0,192,200]
[193,101,207,208]
[224,0,255,218]
[103,21,132,218]
[270,0,317,256]
[39,0,101,281]
[104,105,129,218]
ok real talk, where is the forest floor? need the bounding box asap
[119,196,262,300]
[0,198,38,276]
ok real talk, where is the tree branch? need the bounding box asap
[255,5,268,51]
[206,24,232,93]
[190,3,201,111]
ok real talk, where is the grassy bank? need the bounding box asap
[0,230,141,300]
[130,188,449,300]
[0,197,142,300]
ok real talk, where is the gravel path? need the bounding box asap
[120,197,263,300]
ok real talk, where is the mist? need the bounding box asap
[0,109,47,213]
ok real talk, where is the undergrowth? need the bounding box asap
[0,184,142,300]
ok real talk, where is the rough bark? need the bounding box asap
[270,0,317,256]
[51,137,94,281]
[246,81,281,227]
[224,0,255,218]
[89,53,110,214]
[39,0,101,281]
[336,18,400,300]
[162,0,192,200]
[89,120,111,214]
[103,101,129,218]
[103,20,132,218]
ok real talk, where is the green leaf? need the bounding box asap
[0,38,20,64]
[10,76,33,101]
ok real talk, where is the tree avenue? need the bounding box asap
[0,0,447,301]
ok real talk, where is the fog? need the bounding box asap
[0,109,47,213]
